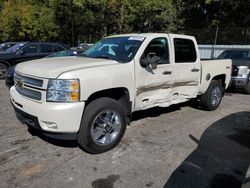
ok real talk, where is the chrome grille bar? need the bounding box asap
[16,86,42,100]
[15,73,43,87]
[14,73,43,101]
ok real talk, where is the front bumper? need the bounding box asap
[230,76,249,88]
[12,104,77,140]
[10,86,85,134]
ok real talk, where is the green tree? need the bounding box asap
[177,0,250,28]
[0,1,20,41]
[19,3,58,41]
[0,0,58,42]
[125,0,179,33]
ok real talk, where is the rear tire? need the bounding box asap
[0,62,7,79]
[77,97,127,154]
[200,80,223,111]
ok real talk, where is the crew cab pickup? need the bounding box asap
[10,33,232,154]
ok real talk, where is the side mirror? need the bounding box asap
[16,50,25,55]
[140,53,159,70]
[150,58,158,70]
[140,58,151,68]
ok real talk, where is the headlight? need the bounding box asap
[47,79,80,102]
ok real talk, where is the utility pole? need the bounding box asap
[211,26,219,59]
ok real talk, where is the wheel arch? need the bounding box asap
[0,60,11,67]
[211,74,226,90]
[85,87,132,124]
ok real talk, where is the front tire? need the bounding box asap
[77,97,127,154]
[0,63,7,79]
[200,80,223,111]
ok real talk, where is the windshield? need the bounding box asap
[82,36,145,63]
[0,43,13,52]
[5,43,26,53]
[0,44,6,51]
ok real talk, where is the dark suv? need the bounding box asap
[0,42,67,79]
[217,49,250,94]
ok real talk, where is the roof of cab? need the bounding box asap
[106,33,194,39]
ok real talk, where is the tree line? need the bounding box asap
[0,0,249,46]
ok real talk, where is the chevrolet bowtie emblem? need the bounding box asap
[16,79,24,89]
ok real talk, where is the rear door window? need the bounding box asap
[41,44,53,53]
[22,44,39,54]
[174,38,197,63]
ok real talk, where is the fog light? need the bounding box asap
[42,121,58,129]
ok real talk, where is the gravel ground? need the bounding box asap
[0,80,249,188]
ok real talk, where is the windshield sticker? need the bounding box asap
[128,36,145,41]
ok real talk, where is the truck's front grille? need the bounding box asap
[15,73,43,87]
[14,73,44,101]
[16,86,42,100]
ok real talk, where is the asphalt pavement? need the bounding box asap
[0,80,249,188]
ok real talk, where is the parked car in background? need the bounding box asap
[0,42,67,79]
[0,42,17,52]
[5,65,15,88]
[217,49,250,94]
[78,43,93,51]
[5,49,82,88]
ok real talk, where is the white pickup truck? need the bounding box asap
[10,33,232,154]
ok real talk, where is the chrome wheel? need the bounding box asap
[0,64,7,79]
[91,110,121,146]
[211,86,222,106]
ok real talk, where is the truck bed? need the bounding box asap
[199,59,232,94]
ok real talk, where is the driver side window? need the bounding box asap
[141,38,169,64]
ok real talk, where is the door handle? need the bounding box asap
[191,68,200,72]
[163,71,172,75]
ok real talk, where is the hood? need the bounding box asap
[16,56,119,78]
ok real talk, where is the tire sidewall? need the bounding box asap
[77,98,127,154]
[244,75,250,94]
[0,62,7,79]
[208,81,223,110]
[244,82,250,94]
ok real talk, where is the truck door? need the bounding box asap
[169,35,200,98]
[135,37,173,110]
